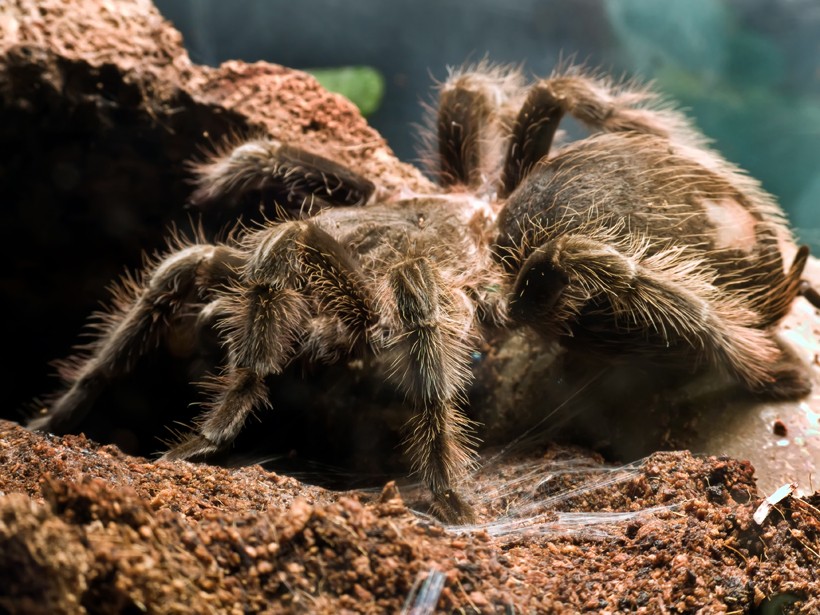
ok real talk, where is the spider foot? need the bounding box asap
[751,362,813,400]
[430,489,476,526]
[162,433,222,462]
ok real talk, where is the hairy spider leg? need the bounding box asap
[190,138,376,213]
[436,67,521,190]
[384,256,477,523]
[501,81,564,197]
[164,222,375,460]
[510,234,809,399]
[750,245,812,327]
[29,243,243,433]
[500,71,696,197]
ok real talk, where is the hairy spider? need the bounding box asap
[30,64,819,523]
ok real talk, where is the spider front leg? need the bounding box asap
[383,256,477,524]
[30,242,244,433]
[164,221,376,460]
[510,234,805,398]
[190,138,375,216]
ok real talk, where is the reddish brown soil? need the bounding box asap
[2,420,819,613]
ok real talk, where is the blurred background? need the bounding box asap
[155,0,820,249]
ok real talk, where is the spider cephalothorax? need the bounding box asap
[31,64,818,523]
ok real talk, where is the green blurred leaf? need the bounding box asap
[308,66,385,117]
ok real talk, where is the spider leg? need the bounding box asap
[794,245,820,311]
[501,69,697,196]
[510,234,808,399]
[189,138,375,214]
[383,256,476,523]
[799,280,820,309]
[752,244,813,327]
[434,66,522,190]
[30,243,244,433]
[164,221,376,460]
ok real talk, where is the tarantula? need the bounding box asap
[30,64,819,523]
